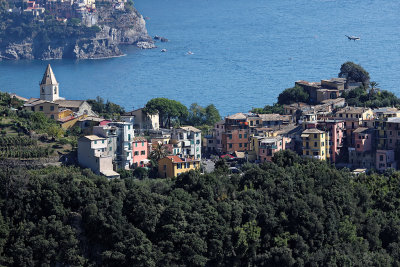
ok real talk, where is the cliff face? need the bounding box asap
[0,7,154,60]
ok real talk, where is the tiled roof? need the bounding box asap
[133,137,147,142]
[179,126,201,132]
[353,127,370,133]
[82,135,105,141]
[303,128,325,134]
[54,100,84,108]
[166,155,183,163]
[226,113,247,120]
[336,106,371,114]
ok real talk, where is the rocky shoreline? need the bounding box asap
[0,7,155,60]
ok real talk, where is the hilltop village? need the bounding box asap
[2,63,400,178]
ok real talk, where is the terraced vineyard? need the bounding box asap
[0,136,54,158]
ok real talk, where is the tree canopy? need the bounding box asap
[144,98,189,128]
[2,151,400,265]
[277,85,309,105]
[186,103,221,126]
[339,61,370,87]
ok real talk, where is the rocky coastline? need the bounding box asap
[0,7,155,60]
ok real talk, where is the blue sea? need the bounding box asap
[0,0,399,116]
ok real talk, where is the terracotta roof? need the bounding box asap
[9,93,29,102]
[57,115,76,123]
[166,155,183,163]
[23,99,55,107]
[55,100,84,108]
[40,64,58,85]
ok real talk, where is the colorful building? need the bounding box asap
[132,137,149,167]
[301,128,330,161]
[348,127,375,169]
[158,156,200,178]
[77,135,120,178]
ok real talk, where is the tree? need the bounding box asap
[204,104,221,125]
[144,98,188,128]
[149,143,169,163]
[339,61,370,88]
[277,85,309,105]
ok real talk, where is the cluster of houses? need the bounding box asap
[15,0,126,25]
[14,64,202,178]
[203,86,400,173]
[12,65,400,178]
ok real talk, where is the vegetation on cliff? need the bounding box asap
[1,151,400,265]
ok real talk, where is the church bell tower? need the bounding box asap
[40,64,60,101]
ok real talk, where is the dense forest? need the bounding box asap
[1,150,400,266]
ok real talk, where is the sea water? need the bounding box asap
[0,0,399,116]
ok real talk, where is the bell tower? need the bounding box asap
[40,64,59,101]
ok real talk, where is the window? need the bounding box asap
[109,147,112,151]
[94,141,97,144]
[228,134,232,139]
[126,152,129,156]
[41,88,44,93]
[128,125,130,130]
[141,151,146,155]
[142,141,144,146]
[31,107,34,111]
[321,142,324,146]
[357,144,360,148]
[239,143,242,148]
[39,106,43,111]
[229,144,232,148]
[163,165,167,170]
[197,154,200,159]
[193,162,197,168]
[102,140,105,144]
[314,142,317,147]
[314,134,317,138]
[250,121,253,126]
[135,142,137,147]
[177,163,182,169]
[134,151,139,156]
[128,134,131,141]
[54,88,57,94]
[196,140,200,144]
[244,143,247,147]
[313,152,319,156]
[306,151,309,155]
[50,106,54,111]
[244,134,247,138]
[339,114,342,117]
[380,155,384,161]
[185,162,190,168]
[50,115,54,119]
[239,134,242,138]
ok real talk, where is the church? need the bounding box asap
[24,64,97,125]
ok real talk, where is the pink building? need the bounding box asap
[258,136,290,162]
[132,137,149,167]
[353,128,372,152]
[376,150,397,171]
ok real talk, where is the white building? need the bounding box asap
[77,135,120,178]
[93,121,135,170]
[171,126,202,160]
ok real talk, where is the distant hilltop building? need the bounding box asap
[24,64,97,127]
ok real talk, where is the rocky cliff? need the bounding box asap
[0,7,154,60]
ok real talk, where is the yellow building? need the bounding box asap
[158,156,200,178]
[301,128,330,161]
